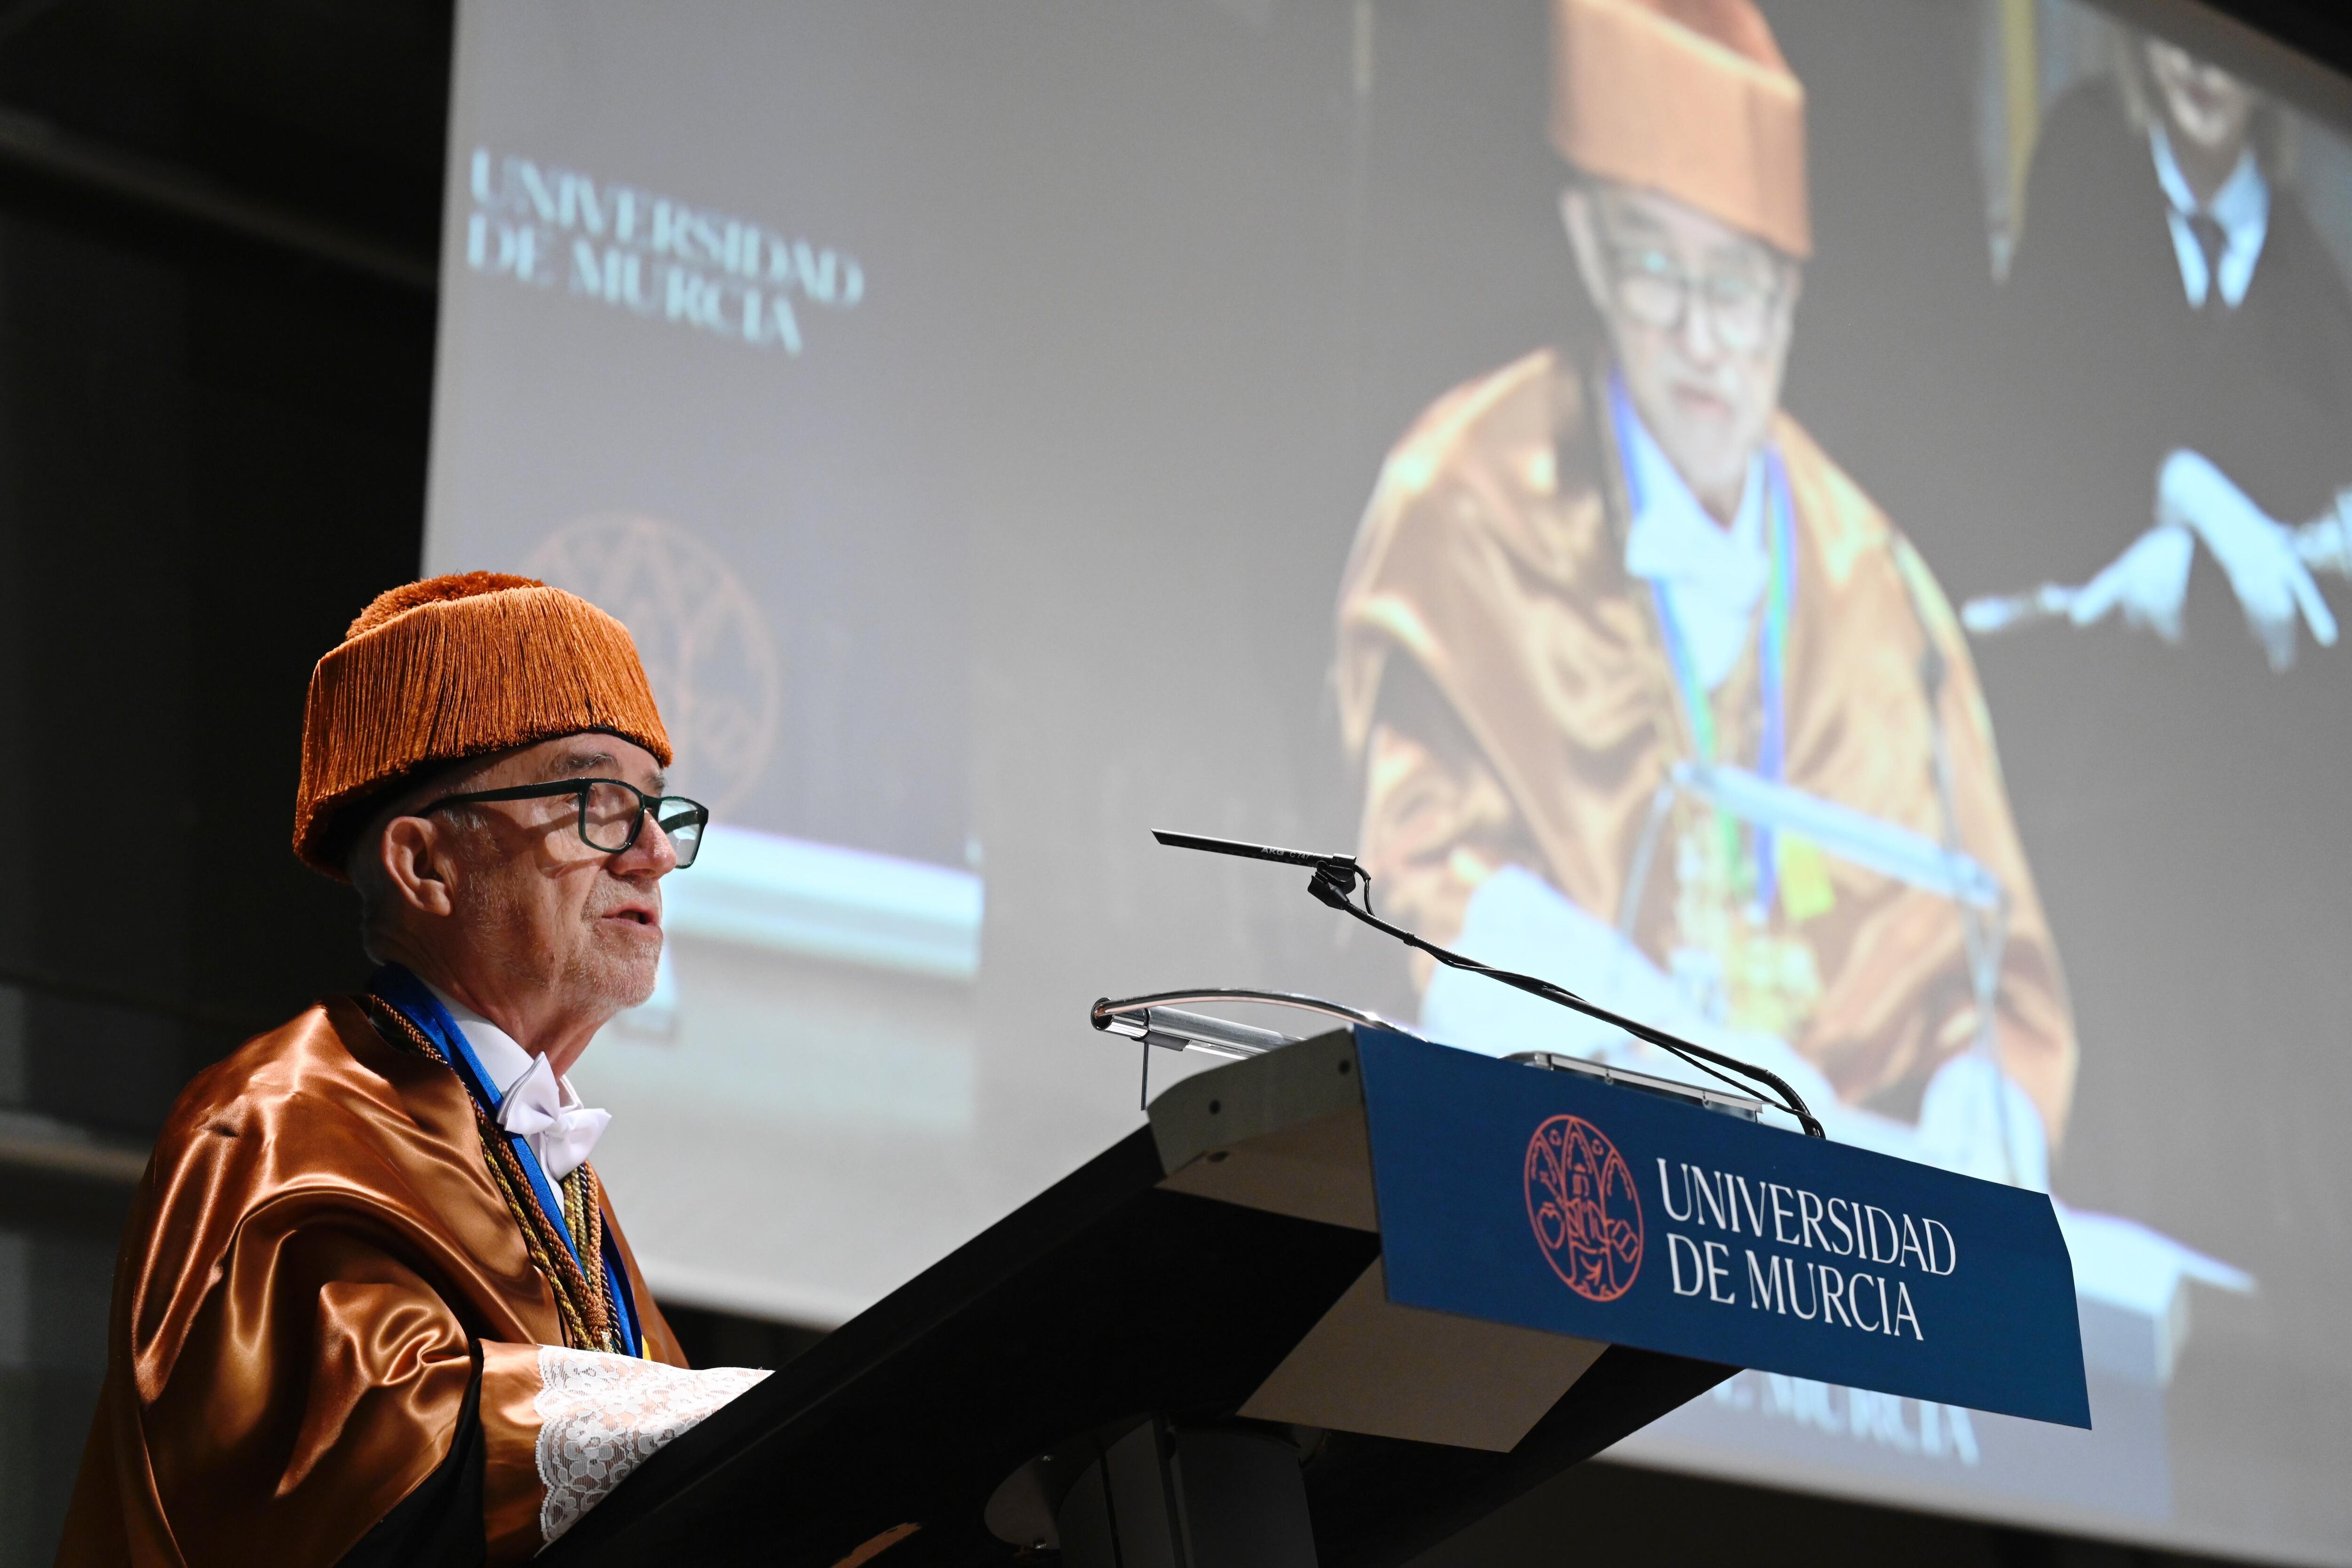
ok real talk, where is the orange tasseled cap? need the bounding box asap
[1550,0,1811,258]
[292,572,673,878]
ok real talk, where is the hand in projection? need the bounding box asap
[2293,493,2352,578]
[2067,523,2194,643]
[2157,447,2338,671]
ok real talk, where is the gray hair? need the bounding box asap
[344,761,492,962]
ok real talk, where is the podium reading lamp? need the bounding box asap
[542,834,2087,1568]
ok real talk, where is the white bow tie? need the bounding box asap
[495,1054,611,1182]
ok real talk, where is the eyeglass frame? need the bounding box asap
[416,777,710,867]
[1589,211,1794,354]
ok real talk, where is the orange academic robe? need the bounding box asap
[55,997,699,1568]
[1336,349,2078,1141]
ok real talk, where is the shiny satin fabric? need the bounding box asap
[1336,348,2078,1142]
[54,998,685,1568]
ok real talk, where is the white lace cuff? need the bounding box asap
[532,1346,769,1547]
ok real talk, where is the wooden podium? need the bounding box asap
[542,1025,2085,1568]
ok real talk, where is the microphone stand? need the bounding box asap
[1151,830,1826,1138]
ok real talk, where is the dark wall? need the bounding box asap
[0,0,447,1123]
[0,219,436,1122]
[0,2,448,1559]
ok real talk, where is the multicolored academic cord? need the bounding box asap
[1609,371,1796,919]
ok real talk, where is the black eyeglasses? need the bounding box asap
[1597,230,1787,353]
[419,778,709,867]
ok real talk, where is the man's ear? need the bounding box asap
[377,815,460,919]
[1762,256,1805,363]
[1560,185,1612,319]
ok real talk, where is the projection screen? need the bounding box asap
[425,1,2352,1559]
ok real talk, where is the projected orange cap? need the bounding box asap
[292,572,673,878]
[1550,0,1811,259]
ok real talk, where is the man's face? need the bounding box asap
[416,734,677,1018]
[2145,40,2256,161]
[1563,182,1800,514]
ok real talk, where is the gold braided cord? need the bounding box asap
[491,1133,601,1351]
[366,996,631,1354]
[483,1114,617,1351]
[562,1165,590,1254]
[556,1161,627,1352]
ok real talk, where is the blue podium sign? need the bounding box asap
[1356,1029,2090,1428]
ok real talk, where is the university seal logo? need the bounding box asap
[1524,1114,1643,1301]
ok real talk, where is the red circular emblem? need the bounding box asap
[1524,1114,1644,1301]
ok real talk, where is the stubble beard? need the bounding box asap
[460,863,662,1021]
[572,880,663,1012]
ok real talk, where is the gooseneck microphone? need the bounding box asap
[1150,829,1827,1138]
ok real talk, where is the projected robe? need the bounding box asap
[1335,348,2078,1143]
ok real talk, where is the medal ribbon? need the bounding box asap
[1612,374,1795,915]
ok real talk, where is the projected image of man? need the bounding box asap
[1979,28,2352,666]
[1335,0,2075,1181]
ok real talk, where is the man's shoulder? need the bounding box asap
[1774,412,1901,578]
[1775,411,1969,645]
[170,997,369,1110]
[1350,347,1610,591]
[159,996,431,1155]
[1372,348,1584,501]
[1337,349,1622,749]
[2249,199,2352,369]
[2007,79,2168,317]
[2020,76,2147,238]
[2032,76,2137,184]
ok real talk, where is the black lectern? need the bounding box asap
[543,1022,2085,1568]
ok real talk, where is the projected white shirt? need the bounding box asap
[2150,124,2269,310]
[1618,398,1769,692]
[425,981,611,1180]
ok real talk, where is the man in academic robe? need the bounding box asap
[1957,26,2352,1262]
[1986,30,2352,666]
[57,573,765,1567]
[1334,0,2077,1176]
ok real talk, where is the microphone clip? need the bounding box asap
[1306,858,1364,911]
